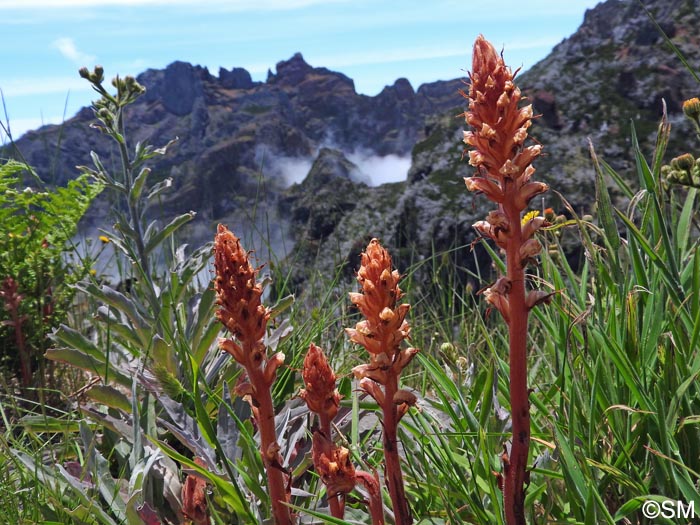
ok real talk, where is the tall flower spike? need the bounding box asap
[463,36,551,525]
[214,224,269,361]
[213,224,292,525]
[346,238,416,525]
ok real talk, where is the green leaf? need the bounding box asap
[19,415,84,433]
[554,425,588,509]
[45,347,132,386]
[590,140,621,253]
[146,177,173,202]
[129,166,150,207]
[144,212,196,255]
[86,384,132,412]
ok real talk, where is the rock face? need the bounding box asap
[6,0,699,290]
[519,0,700,209]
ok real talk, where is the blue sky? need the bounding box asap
[1,0,602,142]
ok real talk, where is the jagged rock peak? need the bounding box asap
[302,148,360,189]
[266,52,355,89]
[218,66,255,89]
[272,52,314,84]
[139,61,207,116]
[379,77,415,100]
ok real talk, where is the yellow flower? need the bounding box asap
[521,210,540,226]
[99,235,110,244]
[89,269,97,276]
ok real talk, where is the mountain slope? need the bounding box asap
[5,0,699,289]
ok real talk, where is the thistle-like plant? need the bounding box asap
[214,224,291,525]
[346,238,418,525]
[462,36,551,525]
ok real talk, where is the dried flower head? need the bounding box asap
[300,343,341,421]
[214,224,270,365]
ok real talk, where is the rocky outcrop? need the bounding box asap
[518,0,700,209]
[218,67,256,90]
[6,0,698,292]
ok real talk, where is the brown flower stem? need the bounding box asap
[503,198,529,525]
[355,470,385,525]
[214,225,291,525]
[346,239,417,525]
[247,363,292,525]
[318,413,344,519]
[380,373,411,525]
[1,278,31,388]
[462,36,551,525]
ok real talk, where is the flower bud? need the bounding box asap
[683,97,700,122]
[671,153,695,172]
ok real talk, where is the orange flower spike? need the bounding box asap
[213,224,269,358]
[463,36,552,525]
[212,224,291,525]
[312,432,357,498]
[346,238,415,525]
[300,343,341,422]
[464,36,547,208]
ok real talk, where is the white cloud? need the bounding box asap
[52,37,96,65]
[270,156,314,186]
[0,76,92,97]
[348,151,410,186]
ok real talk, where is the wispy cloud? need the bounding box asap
[0,76,92,97]
[0,0,347,9]
[52,37,96,65]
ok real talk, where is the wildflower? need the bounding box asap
[347,239,417,380]
[462,35,548,211]
[346,238,416,525]
[300,343,341,422]
[312,432,357,498]
[181,458,209,525]
[214,224,270,365]
[462,35,551,525]
[521,210,539,225]
[682,97,700,122]
[213,224,291,525]
[99,235,110,244]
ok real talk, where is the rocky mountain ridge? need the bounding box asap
[6,0,700,290]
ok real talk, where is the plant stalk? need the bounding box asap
[355,470,385,525]
[381,373,412,525]
[318,413,344,519]
[247,359,293,525]
[503,195,530,525]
